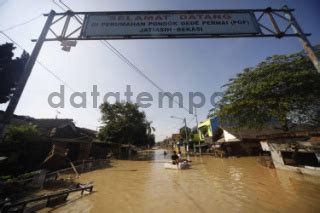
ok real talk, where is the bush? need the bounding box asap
[6,124,39,142]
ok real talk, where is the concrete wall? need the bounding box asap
[268,141,320,177]
[223,130,240,142]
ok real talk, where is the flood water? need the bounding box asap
[53,150,320,212]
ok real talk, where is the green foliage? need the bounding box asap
[207,108,218,118]
[191,128,200,142]
[0,172,37,183]
[98,102,155,147]
[17,171,37,180]
[6,124,39,142]
[217,47,320,131]
[0,175,13,182]
[0,43,29,103]
[179,126,191,142]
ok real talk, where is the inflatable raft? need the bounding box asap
[164,161,191,170]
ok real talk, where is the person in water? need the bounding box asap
[177,151,182,161]
[171,151,179,164]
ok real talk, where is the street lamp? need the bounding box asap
[60,40,77,52]
[170,116,189,153]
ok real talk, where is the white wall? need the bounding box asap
[223,130,240,142]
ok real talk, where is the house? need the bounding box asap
[0,111,100,172]
[171,133,181,142]
[170,133,181,145]
[198,117,220,143]
[197,117,262,156]
[0,111,91,139]
[220,117,320,176]
[259,132,320,176]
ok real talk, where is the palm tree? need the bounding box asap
[146,121,156,135]
[145,121,156,148]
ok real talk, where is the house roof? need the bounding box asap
[199,115,320,140]
[76,127,97,138]
[0,110,96,139]
[220,124,320,140]
[31,118,74,128]
[0,111,73,128]
[198,119,211,128]
[171,133,181,141]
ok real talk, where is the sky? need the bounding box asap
[0,0,319,141]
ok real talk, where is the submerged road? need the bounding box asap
[49,150,320,212]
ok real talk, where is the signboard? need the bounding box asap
[82,10,261,39]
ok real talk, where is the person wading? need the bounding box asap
[171,151,179,165]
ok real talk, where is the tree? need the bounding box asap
[207,108,218,118]
[98,102,155,147]
[6,124,39,142]
[217,46,320,131]
[0,43,29,103]
[145,121,156,148]
[179,126,191,142]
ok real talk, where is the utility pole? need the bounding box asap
[171,115,189,153]
[194,107,201,155]
[0,10,56,140]
[183,117,189,153]
[283,5,320,73]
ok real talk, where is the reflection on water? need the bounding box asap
[53,150,320,212]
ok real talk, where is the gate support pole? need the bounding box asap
[283,5,320,73]
[0,10,56,140]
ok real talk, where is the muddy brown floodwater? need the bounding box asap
[50,150,320,213]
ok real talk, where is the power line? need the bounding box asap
[0,31,76,92]
[55,1,160,88]
[0,0,8,8]
[52,0,65,11]
[53,0,193,114]
[1,14,43,32]
[36,61,76,92]
[187,117,196,127]
[0,31,24,49]
[100,40,191,113]
[0,31,97,127]
[56,0,201,139]
[100,41,164,92]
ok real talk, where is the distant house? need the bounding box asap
[32,119,78,138]
[0,110,34,126]
[198,117,221,143]
[0,111,102,172]
[216,129,240,143]
[171,133,181,143]
[197,117,261,156]
[0,110,96,140]
[259,132,320,176]
[219,116,320,176]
